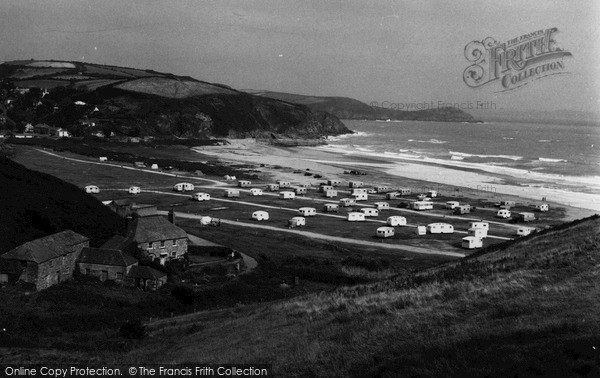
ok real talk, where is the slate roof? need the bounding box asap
[78,247,138,267]
[1,230,89,264]
[127,265,166,280]
[127,215,187,243]
[100,235,135,251]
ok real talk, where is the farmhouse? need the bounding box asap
[224,189,240,198]
[249,188,263,196]
[126,215,188,264]
[280,191,295,200]
[387,216,407,226]
[0,230,89,290]
[323,203,339,212]
[238,180,252,188]
[427,223,454,234]
[376,227,395,238]
[126,265,167,291]
[77,247,138,282]
[462,236,483,249]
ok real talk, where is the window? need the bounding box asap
[146,243,153,250]
[49,260,53,268]
[160,241,166,248]
[172,240,177,246]
[116,272,123,280]
[171,252,176,257]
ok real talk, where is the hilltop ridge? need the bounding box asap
[0,60,351,139]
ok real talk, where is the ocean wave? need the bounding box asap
[449,151,523,161]
[326,131,371,141]
[408,138,448,144]
[538,157,568,163]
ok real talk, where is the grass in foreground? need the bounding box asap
[127,215,600,376]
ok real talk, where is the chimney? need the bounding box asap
[168,209,175,224]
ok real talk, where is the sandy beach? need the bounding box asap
[192,139,599,221]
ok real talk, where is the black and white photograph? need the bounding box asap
[0,1,599,376]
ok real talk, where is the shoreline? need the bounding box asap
[191,139,599,221]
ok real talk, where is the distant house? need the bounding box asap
[131,204,158,217]
[125,265,167,291]
[0,230,89,290]
[56,128,71,138]
[77,247,138,282]
[74,101,87,106]
[126,215,188,264]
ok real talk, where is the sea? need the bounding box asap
[317,119,600,211]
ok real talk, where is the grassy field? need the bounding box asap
[125,215,600,376]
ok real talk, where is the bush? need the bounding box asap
[119,319,146,339]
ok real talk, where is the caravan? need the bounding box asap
[298,207,317,217]
[174,182,194,192]
[327,179,342,187]
[85,185,100,194]
[454,205,472,215]
[319,185,335,193]
[462,236,483,249]
[266,184,280,192]
[532,203,549,212]
[339,198,357,207]
[515,212,536,222]
[192,192,210,201]
[128,186,141,195]
[427,223,454,234]
[224,189,240,198]
[517,227,536,236]
[249,188,263,196]
[288,217,306,227]
[496,209,511,219]
[347,212,366,222]
[238,180,252,188]
[252,211,269,221]
[361,208,379,217]
[348,181,364,188]
[277,180,291,188]
[351,188,368,195]
[293,187,308,195]
[376,227,395,238]
[411,201,433,211]
[352,193,368,201]
[374,202,390,210]
[468,228,487,238]
[324,189,338,198]
[323,203,339,213]
[387,216,407,226]
[280,191,296,200]
[445,201,460,209]
[469,222,489,231]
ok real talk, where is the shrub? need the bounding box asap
[119,319,146,339]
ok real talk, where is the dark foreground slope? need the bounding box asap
[128,215,600,376]
[0,60,350,138]
[250,90,478,122]
[0,157,125,253]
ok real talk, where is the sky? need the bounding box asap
[1,0,599,115]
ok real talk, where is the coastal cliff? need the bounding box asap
[0,60,351,139]
[249,90,478,122]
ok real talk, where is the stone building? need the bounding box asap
[126,215,188,264]
[77,247,138,282]
[0,230,89,290]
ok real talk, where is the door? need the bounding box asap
[101,270,108,281]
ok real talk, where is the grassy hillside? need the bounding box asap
[0,157,125,252]
[0,60,351,139]
[250,90,478,122]
[127,215,600,376]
